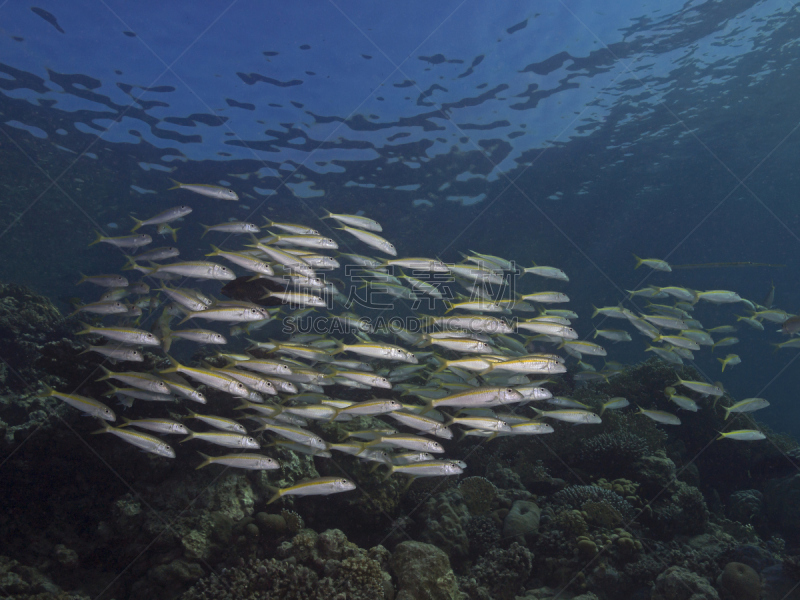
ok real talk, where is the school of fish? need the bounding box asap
[51,182,789,502]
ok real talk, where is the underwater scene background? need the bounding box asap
[3,1,800,599]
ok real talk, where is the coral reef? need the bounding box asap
[716,562,761,600]
[646,481,709,540]
[390,541,460,600]
[577,432,648,478]
[727,490,763,526]
[764,473,800,540]
[502,500,540,546]
[180,529,389,600]
[0,555,90,600]
[651,566,719,600]
[4,308,799,600]
[458,476,497,516]
[0,283,65,393]
[416,489,471,561]
[465,514,500,556]
[458,542,533,600]
[549,485,636,521]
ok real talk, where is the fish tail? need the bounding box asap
[195,452,212,469]
[130,216,144,232]
[330,340,346,355]
[632,253,642,268]
[88,230,104,247]
[118,416,132,428]
[169,226,179,243]
[200,224,209,238]
[431,361,450,375]
[723,407,731,420]
[400,476,417,493]
[591,305,600,318]
[76,273,88,285]
[160,355,182,374]
[101,384,120,397]
[179,432,195,444]
[592,330,599,339]
[326,408,343,424]
[91,421,111,435]
[321,209,332,219]
[380,465,396,482]
[599,405,606,416]
[121,256,140,271]
[266,488,282,505]
[176,313,193,326]
[76,321,94,336]
[39,383,56,397]
[96,365,113,382]
[717,358,726,372]
[205,245,221,257]
[167,178,183,190]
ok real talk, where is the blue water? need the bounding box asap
[2,3,800,595]
[2,1,798,434]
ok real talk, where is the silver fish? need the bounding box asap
[93,423,175,457]
[89,232,152,248]
[169,180,238,201]
[267,476,355,504]
[41,385,115,421]
[131,206,192,231]
[196,452,280,470]
[78,324,160,346]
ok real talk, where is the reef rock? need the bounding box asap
[634,451,677,496]
[457,542,532,600]
[417,489,470,560]
[764,474,800,539]
[390,541,460,600]
[651,566,719,600]
[502,500,540,546]
[0,554,90,599]
[181,528,387,600]
[727,490,763,526]
[716,562,760,600]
